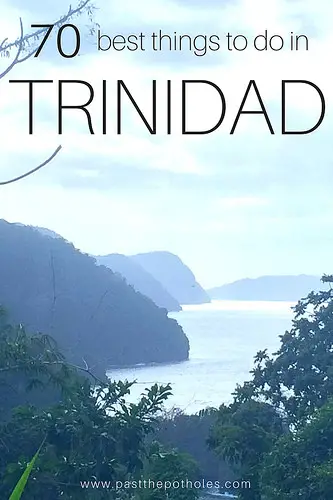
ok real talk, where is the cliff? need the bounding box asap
[131,251,210,305]
[0,220,189,375]
[95,253,182,312]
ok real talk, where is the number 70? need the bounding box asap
[31,24,81,58]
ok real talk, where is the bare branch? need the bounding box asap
[0,0,93,61]
[0,2,95,184]
[0,145,62,186]
[0,358,105,385]
[0,18,24,80]
[89,289,110,322]
[0,38,8,50]
[82,358,89,371]
[14,47,39,65]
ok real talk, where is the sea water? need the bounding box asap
[107,300,295,413]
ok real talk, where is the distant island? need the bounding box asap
[131,251,211,305]
[208,275,328,302]
[95,253,182,312]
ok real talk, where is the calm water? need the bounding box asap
[107,300,295,413]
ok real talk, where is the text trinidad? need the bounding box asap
[8,79,326,135]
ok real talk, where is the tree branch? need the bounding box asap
[0,358,104,385]
[0,18,24,80]
[0,2,95,185]
[0,0,93,62]
[0,145,62,186]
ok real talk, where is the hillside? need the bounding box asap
[0,220,189,375]
[33,226,63,239]
[95,253,181,312]
[131,251,210,305]
[208,275,328,301]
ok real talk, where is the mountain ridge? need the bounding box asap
[95,253,182,312]
[0,220,189,375]
[208,274,328,301]
[131,251,211,305]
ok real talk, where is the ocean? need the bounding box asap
[106,300,296,413]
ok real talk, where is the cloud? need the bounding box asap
[215,197,269,209]
[0,0,332,285]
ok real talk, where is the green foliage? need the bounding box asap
[0,307,72,383]
[208,400,284,499]
[153,407,232,484]
[0,378,173,499]
[0,307,85,419]
[9,439,45,500]
[209,275,333,499]
[233,274,333,426]
[261,399,333,500]
[0,311,196,499]
[138,441,200,500]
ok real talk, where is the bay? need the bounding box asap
[106,300,295,413]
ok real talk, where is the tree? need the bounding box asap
[261,399,333,500]
[0,380,173,499]
[138,441,200,500]
[0,311,198,499]
[209,275,333,499]
[208,400,284,500]
[0,0,97,186]
[233,274,333,426]
[0,306,85,419]
[0,305,104,420]
[153,407,235,484]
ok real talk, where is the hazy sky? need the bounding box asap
[0,0,332,288]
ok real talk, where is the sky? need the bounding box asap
[0,0,332,288]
